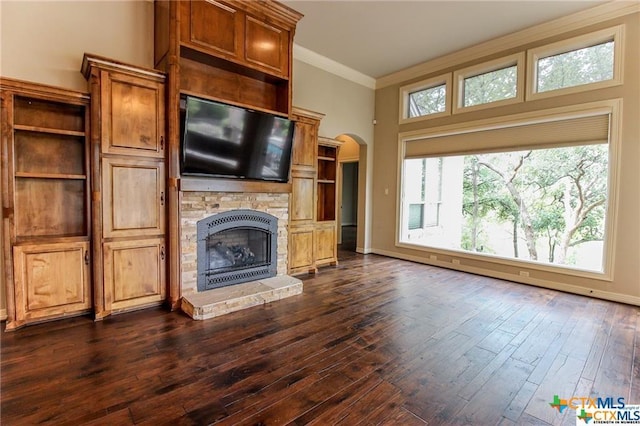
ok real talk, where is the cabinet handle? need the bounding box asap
[160,246,165,261]
[84,250,90,265]
[160,192,164,206]
[160,136,164,150]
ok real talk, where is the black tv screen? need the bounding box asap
[181,96,295,183]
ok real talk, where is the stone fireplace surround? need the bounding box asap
[179,191,302,319]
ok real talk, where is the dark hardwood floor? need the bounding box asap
[2,253,639,425]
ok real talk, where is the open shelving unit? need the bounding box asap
[1,78,91,330]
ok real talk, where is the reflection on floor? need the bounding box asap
[338,225,357,261]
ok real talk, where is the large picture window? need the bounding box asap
[399,107,616,276]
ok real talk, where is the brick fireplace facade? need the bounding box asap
[180,192,289,296]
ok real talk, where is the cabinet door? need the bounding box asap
[290,174,315,223]
[102,158,165,238]
[244,15,290,77]
[315,224,337,265]
[100,71,165,158]
[13,242,91,322]
[103,238,165,312]
[182,0,243,60]
[291,118,318,170]
[289,227,315,274]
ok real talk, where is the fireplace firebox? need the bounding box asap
[197,210,278,291]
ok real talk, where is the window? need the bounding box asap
[399,106,617,277]
[527,26,623,100]
[404,158,443,232]
[463,65,517,107]
[408,84,446,117]
[399,74,452,123]
[453,53,524,113]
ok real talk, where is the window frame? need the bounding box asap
[399,73,452,124]
[526,25,624,101]
[396,100,621,282]
[452,52,525,114]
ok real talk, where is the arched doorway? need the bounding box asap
[335,134,371,257]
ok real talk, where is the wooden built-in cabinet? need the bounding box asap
[288,110,342,275]
[154,0,302,306]
[1,78,92,330]
[82,55,167,320]
[315,137,342,268]
[288,108,323,275]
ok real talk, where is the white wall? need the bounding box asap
[0,0,154,92]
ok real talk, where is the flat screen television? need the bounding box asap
[180,95,295,183]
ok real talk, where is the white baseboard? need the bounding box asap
[356,247,373,254]
[372,248,640,307]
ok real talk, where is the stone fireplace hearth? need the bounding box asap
[179,191,302,320]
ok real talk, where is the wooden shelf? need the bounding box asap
[14,125,85,137]
[317,179,336,184]
[180,176,292,193]
[15,172,86,180]
[318,156,336,162]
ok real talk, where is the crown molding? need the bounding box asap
[376,1,640,89]
[293,44,376,90]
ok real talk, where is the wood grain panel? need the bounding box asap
[315,225,336,264]
[14,97,84,132]
[103,238,165,311]
[291,176,314,222]
[187,0,240,58]
[291,117,317,169]
[101,71,164,158]
[244,16,285,74]
[102,158,165,238]
[14,132,84,175]
[13,241,90,321]
[15,178,85,238]
[179,57,281,113]
[289,229,314,271]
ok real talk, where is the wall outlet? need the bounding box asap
[519,271,530,277]
[452,259,460,265]
[429,255,437,261]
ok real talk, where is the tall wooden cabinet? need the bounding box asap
[1,78,92,330]
[288,110,342,276]
[288,108,323,275]
[82,55,167,319]
[316,137,342,268]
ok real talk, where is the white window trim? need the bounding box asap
[452,52,525,114]
[526,25,624,101]
[399,73,452,124]
[396,99,622,282]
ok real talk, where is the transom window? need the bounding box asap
[527,25,623,100]
[463,64,518,107]
[399,74,452,123]
[408,84,447,118]
[536,40,614,93]
[453,53,524,113]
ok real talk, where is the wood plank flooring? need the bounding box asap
[1,252,639,425]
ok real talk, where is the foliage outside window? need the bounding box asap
[537,41,614,93]
[528,26,623,100]
[408,84,447,118]
[453,53,524,113]
[463,65,517,107]
[399,74,451,123]
[400,144,609,273]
